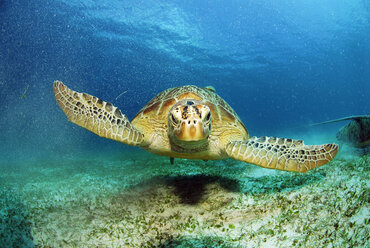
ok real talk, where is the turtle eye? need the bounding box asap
[170,113,178,124]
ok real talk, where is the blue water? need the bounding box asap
[0,0,369,162]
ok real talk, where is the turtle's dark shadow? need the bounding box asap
[162,175,241,204]
[127,171,325,205]
[124,174,241,205]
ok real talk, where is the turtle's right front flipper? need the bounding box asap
[53,81,144,146]
[226,137,338,172]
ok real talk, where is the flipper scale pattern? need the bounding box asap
[53,81,144,146]
[226,136,338,172]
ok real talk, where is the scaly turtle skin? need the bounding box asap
[53,81,338,172]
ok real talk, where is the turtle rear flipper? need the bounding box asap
[53,81,144,146]
[226,137,338,172]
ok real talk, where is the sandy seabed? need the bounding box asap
[0,150,369,248]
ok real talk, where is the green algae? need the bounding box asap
[0,152,368,247]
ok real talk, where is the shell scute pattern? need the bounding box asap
[133,85,241,125]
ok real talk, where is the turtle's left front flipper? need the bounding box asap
[53,80,144,146]
[226,137,338,172]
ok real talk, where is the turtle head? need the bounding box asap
[168,99,211,142]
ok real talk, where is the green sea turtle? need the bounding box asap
[312,115,370,148]
[53,81,338,172]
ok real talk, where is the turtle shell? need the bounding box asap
[130,85,249,157]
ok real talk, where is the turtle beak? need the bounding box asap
[177,119,208,141]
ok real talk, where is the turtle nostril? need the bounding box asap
[193,120,196,124]
[188,120,191,124]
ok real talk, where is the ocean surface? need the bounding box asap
[0,0,369,247]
